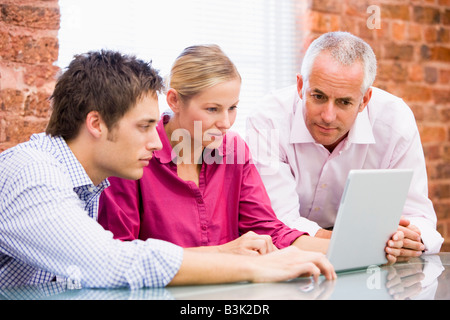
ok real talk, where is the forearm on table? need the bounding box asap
[168,249,253,285]
[291,235,329,254]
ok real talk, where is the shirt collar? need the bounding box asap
[47,134,109,191]
[289,93,375,145]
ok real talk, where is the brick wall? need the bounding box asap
[0,0,60,152]
[297,0,450,251]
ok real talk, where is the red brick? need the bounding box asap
[307,10,341,33]
[383,43,414,60]
[401,84,433,102]
[441,106,450,121]
[381,4,410,21]
[391,62,409,82]
[440,68,450,83]
[3,117,48,143]
[0,116,6,143]
[23,64,59,88]
[437,27,450,43]
[422,104,441,122]
[392,21,406,42]
[437,163,450,180]
[424,26,439,42]
[1,4,60,30]
[358,20,376,40]
[431,46,450,62]
[409,104,424,121]
[0,89,24,114]
[413,6,441,25]
[376,61,393,81]
[443,145,450,163]
[7,33,59,64]
[443,9,450,25]
[420,45,450,62]
[345,0,374,18]
[434,201,450,220]
[424,66,438,83]
[440,242,450,252]
[310,0,343,14]
[419,124,447,143]
[423,144,441,161]
[1,0,59,149]
[23,91,51,118]
[433,89,450,104]
[408,64,424,82]
[408,23,422,42]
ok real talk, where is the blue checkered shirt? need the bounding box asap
[0,133,183,289]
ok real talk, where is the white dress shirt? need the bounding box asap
[246,85,443,254]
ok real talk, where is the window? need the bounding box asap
[58,0,301,135]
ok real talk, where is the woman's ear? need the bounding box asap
[85,110,104,139]
[166,88,182,113]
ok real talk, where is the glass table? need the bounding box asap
[1,253,449,300]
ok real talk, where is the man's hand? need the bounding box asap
[171,245,337,286]
[315,228,332,239]
[250,246,337,282]
[386,217,425,264]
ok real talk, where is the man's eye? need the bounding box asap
[312,94,325,101]
[338,100,352,107]
[139,125,150,130]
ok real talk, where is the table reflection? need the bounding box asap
[1,254,448,300]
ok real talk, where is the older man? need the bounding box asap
[247,32,443,263]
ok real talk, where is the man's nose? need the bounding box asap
[321,101,337,124]
[147,128,162,151]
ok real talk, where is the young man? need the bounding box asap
[247,32,443,263]
[0,50,335,289]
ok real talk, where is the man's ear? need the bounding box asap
[166,88,183,113]
[85,111,104,139]
[359,87,373,113]
[296,73,304,99]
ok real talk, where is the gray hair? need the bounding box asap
[300,32,377,94]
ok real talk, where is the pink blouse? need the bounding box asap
[98,114,305,248]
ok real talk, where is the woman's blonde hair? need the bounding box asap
[168,44,241,102]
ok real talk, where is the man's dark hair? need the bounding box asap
[46,50,164,140]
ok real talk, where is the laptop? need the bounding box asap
[326,169,413,273]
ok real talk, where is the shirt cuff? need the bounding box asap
[290,217,322,237]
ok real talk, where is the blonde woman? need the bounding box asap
[98,45,330,256]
